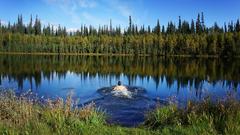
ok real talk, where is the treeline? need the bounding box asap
[0,13,240,56]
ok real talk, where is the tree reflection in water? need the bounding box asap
[0,54,239,100]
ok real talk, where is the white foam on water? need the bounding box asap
[111,89,132,98]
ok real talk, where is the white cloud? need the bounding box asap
[43,0,98,25]
[44,0,97,9]
[115,4,131,18]
[106,0,149,26]
[42,0,135,28]
[78,0,97,8]
[82,12,109,25]
[67,27,79,32]
[0,20,7,26]
[41,20,59,30]
[106,0,132,18]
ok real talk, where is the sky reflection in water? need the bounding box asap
[0,55,240,126]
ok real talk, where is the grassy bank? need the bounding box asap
[144,96,240,134]
[1,90,240,135]
[0,90,155,135]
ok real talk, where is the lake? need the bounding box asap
[0,54,240,126]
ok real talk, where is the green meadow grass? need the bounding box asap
[1,90,240,135]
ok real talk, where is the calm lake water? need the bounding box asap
[0,54,240,126]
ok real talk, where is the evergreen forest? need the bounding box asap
[0,13,240,56]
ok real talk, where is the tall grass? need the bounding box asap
[1,90,240,135]
[144,95,240,134]
[0,90,103,134]
[0,90,155,135]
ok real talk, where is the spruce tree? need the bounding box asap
[191,19,195,33]
[154,19,161,35]
[147,25,151,34]
[128,16,132,35]
[201,12,205,32]
[224,23,227,32]
[236,19,240,32]
[178,16,182,33]
[28,15,33,34]
[34,16,41,35]
[196,13,201,34]
[162,25,165,33]
[110,19,112,35]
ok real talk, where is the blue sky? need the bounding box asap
[0,0,240,31]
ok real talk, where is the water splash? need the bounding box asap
[97,86,146,98]
[88,85,166,126]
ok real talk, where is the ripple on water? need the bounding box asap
[85,86,168,127]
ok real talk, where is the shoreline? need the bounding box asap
[1,90,240,134]
[0,52,239,58]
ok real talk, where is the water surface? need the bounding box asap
[0,54,240,126]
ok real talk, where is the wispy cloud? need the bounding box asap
[78,0,97,8]
[44,0,97,8]
[116,5,131,18]
[42,0,135,29]
[82,12,108,25]
[43,0,77,27]
[105,0,132,18]
[43,0,98,26]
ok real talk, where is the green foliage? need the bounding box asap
[0,90,156,135]
[1,90,240,134]
[144,96,240,135]
[144,105,180,129]
[0,14,240,56]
